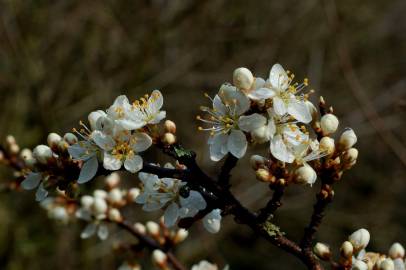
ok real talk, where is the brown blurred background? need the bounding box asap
[0,0,406,269]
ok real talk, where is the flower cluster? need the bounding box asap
[314,228,405,270]
[199,64,358,186]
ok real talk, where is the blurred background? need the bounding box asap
[0,0,405,269]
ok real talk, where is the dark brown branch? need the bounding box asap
[257,185,285,223]
[218,154,238,187]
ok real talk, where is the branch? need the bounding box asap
[218,154,238,187]
[256,184,285,223]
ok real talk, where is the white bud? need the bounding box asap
[233,67,254,90]
[349,228,370,251]
[314,242,331,260]
[88,110,106,131]
[134,222,146,234]
[128,188,140,202]
[295,165,317,186]
[250,155,267,170]
[164,120,176,134]
[20,148,33,160]
[93,189,108,199]
[340,241,354,258]
[105,172,120,188]
[49,206,69,223]
[152,249,167,266]
[162,133,176,145]
[251,125,271,144]
[256,168,270,182]
[339,128,357,150]
[320,114,339,134]
[343,148,359,163]
[58,140,69,152]
[352,259,368,270]
[146,221,160,236]
[33,145,53,164]
[25,158,37,169]
[47,133,62,148]
[174,229,189,243]
[108,208,122,222]
[80,195,94,210]
[108,188,123,204]
[9,144,20,154]
[389,243,405,259]
[379,258,395,270]
[92,197,108,216]
[6,135,16,145]
[63,133,78,145]
[319,137,335,155]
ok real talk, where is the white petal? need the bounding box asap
[131,133,152,153]
[81,223,97,239]
[75,209,92,221]
[287,99,312,123]
[97,224,109,240]
[78,155,99,184]
[115,119,146,130]
[253,77,266,89]
[270,135,294,163]
[35,182,48,201]
[203,209,222,234]
[148,90,164,113]
[88,110,107,131]
[124,155,143,173]
[267,118,276,137]
[213,95,227,115]
[103,152,122,170]
[219,84,250,115]
[269,63,289,90]
[238,113,267,132]
[209,133,228,161]
[227,130,247,159]
[164,202,179,227]
[107,95,131,119]
[179,191,207,218]
[91,130,115,151]
[248,88,276,100]
[393,258,405,270]
[68,143,90,160]
[148,111,166,124]
[273,96,287,116]
[21,172,42,190]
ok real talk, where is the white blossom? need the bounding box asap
[203,208,222,234]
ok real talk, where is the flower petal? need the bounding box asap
[203,209,222,234]
[238,113,267,132]
[81,223,97,239]
[269,63,289,90]
[270,135,295,163]
[248,87,276,100]
[131,132,152,153]
[148,90,164,113]
[78,155,99,184]
[179,190,207,218]
[88,110,107,131]
[91,130,115,151]
[287,99,312,123]
[213,95,227,115]
[273,96,287,116]
[115,118,146,130]
[97,224,109,240]
[35,183,49,202]
[103,152,122,170]
[21,172,42,190]
[164,202,179,227]
[227,130,247,159]
[209,133,228,161]
[124,154,143,173]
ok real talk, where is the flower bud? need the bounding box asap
[57,140,69,153]
[164,120,176,134]
[81,195,94,210]
[47,133,62,148]
[6,135,16,146]
[20,148,33,160]
[256,168,270,182]
[63,133,78,145]
[9,144,20,154]
[94,189,108,199]
[389,243,405,259]
[152,249,167,267]
[250,155,267,170]
[349,228,370,251]
[340,241,354,258]
[146,221,160,236]
[320,114,339,135]
[108,188,123,204]
[33,145,53,164]
[174,229,188,243]
[319,137,335,155]
[379,258,395,270]
[108,208,122,222]
[233,67,254,90]
[339,128,357,150]
[314,242,331,260]
[294,165,317,186]
[342,148,359,163]
[92,197,108,216]
[88,110,106,131]
[105,172,120,189]
[306,101,318,121]
[128,188,140,202]
[134,222,146,234]
[352,259,368,270]
[162,133,176,145]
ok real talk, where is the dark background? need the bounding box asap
[0,0,405,269]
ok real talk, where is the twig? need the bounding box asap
[218,154,238,187]
[257,185,285,223]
